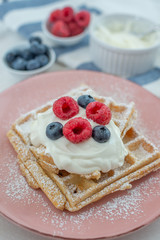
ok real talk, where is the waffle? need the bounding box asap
[7,86,160,211]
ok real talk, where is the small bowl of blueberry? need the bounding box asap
[42,6,90,46]
[3,36,56,77]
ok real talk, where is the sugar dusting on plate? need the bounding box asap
[0,150,160,233]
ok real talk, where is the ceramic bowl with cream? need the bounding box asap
[90,14,160,77]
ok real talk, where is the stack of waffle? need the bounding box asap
[7,86,160,211]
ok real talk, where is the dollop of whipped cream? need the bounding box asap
[30,102,128,175]
[94,22,158,49]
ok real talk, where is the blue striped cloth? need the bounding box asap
[0,0,160,97]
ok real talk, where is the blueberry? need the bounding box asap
[44,45,49,55]
[29,36,42,44]
[11,57,26,70]
[30,42,47,55]
[78,95,95,108]
[5,50,21,64]
[26,59,41,70]
[46,122,63,140]
[92,125,111,143]
[20,48,34,60]
[35,54,49,67]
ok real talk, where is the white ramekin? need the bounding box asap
[90,14,160,77]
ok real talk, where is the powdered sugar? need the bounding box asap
[1,150,160,233]
[1,153,36,203]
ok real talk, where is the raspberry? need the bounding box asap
[63,117,92,143]
[49,9,61,23]
[68,20,83,36]
[51,20,70,37]
[53,96,79,120]
[86,102,112,125]
[68,20,77,34]
[72,25,83,36]
[75,11,90,28]
[61,7,74,23]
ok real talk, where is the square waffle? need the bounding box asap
[7,86,160,211]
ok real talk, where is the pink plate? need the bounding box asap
[0,70,160,239]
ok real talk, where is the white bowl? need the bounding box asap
[90,14,160,77]
[3,43,56,78]
[42,18,88,46]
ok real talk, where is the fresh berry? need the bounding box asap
[86,102,112,125]
[29,36,42,44]
[53,96,79,120]
[20,48,34,60]
[68,19,84,36]
[46,122,63,140]
[11,57,26,70]
[5,50,21,64]
[75,10,90,27]
[63,117,92,143]
[68,20,78,36]
[49,9,62,22]
[26,59,41,70]
[35,54,49,67]
[71,25,83,36]
[77,95,95,109]
[30,42,46,55]
[61,7,74,23]
[51,20,70,37]
[44,46,50,56]
[92,125,111,143]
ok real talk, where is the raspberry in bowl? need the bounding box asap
[42,6,90,46]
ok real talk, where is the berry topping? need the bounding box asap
[77,95,95,109]
[86,102,112,125]
[11,57,26,70]
[46,122,63,140]
[92,125,111,143]
[61,7,74,23]
[49,9,62,23]
[53,96,79,120]
[35,54,49,67]
[51,20,70,37]
[63,117,92,143]
[75,10,90,27]
[26,59,41,70]
[29,36,42,44]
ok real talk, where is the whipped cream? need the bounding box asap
[95,22,157,49]
[30,100,128,175]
